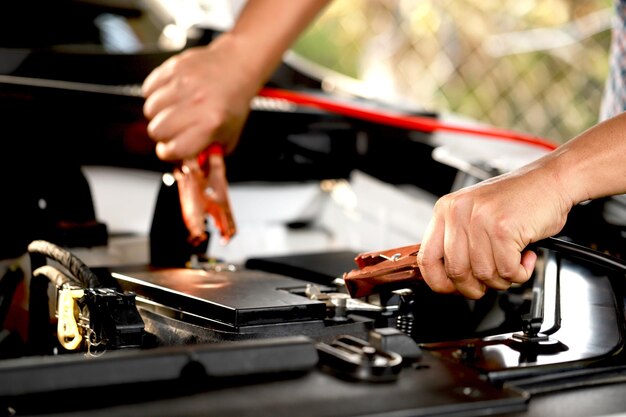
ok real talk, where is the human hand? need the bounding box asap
[416,166,573,299]
[142,34,260,161]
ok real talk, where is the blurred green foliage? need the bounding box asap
[292,0,613,143]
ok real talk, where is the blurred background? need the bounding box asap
[291,0,613,145]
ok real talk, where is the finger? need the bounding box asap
[418,210,456,294]
[444,233,486,299]
[478,275,512,291]
[155,123,214,161]
[520,249,538,280]
[441,202,486,299]
[468,228,511,291]
[492,237,535,285]
[442,211,470,282]
[143,79,182,120]
[142,59,176,98]
[147,99,205,143]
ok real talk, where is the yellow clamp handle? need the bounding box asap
[57,287,85,350]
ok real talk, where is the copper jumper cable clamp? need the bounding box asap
[174,143,237,249]
[343,244,423,298]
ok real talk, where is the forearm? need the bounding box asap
[218,0,332,91]
[535,112,626,207]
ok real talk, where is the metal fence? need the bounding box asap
[293,0,613,144]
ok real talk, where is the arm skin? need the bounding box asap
[417,111,626,299]
[142,0,332,161]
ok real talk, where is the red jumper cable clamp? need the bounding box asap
[343,244,423,298]
[174,143,237,248]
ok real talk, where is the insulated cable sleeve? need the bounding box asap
[258,87,559,152]
[32,264,76,287]
[27,240,101,288]
[530,236,626,274]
